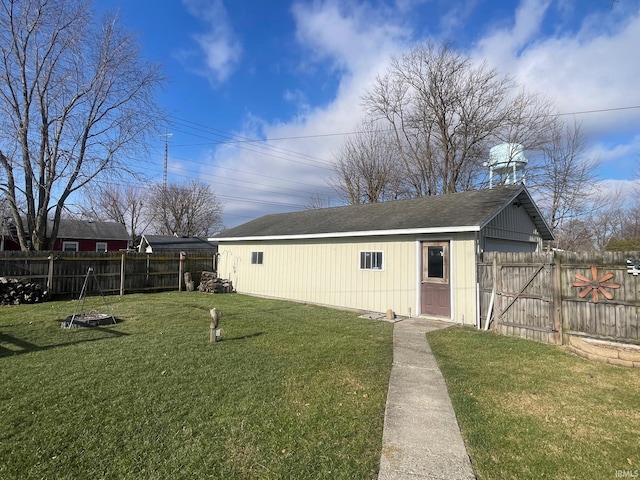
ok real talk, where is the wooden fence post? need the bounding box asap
[485,256,497,330]
[552,253,563,345]
[46,254,54,299]
[495,260,503,328]
[178,252,185,292]
[120,253,126,296]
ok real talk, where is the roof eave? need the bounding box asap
[213,225,481,242]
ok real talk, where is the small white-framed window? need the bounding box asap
[96,242,108,252]
[360,251,383,270]
[62,241,79,252]
[251,251,264,265]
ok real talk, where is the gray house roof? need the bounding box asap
[139,234,218,253]
[54,219,129,241]
[215,185,553,241]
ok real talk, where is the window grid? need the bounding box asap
[62,241,79,252]
[251,251,264,265]
[360,251,383,270]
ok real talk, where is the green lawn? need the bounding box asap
[428,326,640,480]
[0,292,394,479]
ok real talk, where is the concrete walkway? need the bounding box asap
[378,317,476,480]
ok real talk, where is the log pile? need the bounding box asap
[198,271,234,294]
[0,277,46,305]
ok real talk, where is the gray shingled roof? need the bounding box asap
[141,235,218,253]
[216,185,553,240]
[54,219,129,241]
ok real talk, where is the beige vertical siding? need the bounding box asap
[217,233,479,325]
[449,234,478,325]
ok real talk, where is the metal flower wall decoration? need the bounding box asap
[572,266,620,304]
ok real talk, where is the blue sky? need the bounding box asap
[98,0,640,228]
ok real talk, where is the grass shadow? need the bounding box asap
[224,332,265,342]
[0,324,130,358]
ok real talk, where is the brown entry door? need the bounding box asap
[421,242,451,317]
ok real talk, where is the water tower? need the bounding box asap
[485,143,528,188]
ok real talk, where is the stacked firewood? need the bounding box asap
[198,271,234,294]
[0,277,46,305]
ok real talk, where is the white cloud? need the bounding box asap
[474,1,640,136]
[476,0,550,58]
[594,179,639,209]
[291,0,411,73]
[200,0,640,227]
[587,134,640,175]
[463,0,640,205]
[439,0,481,38]
[473,0,552,70]
[206,1,415,225]
[181,0,242,85]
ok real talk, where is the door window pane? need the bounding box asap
[428,246,444,278]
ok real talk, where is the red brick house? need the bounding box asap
[0,218,130,252]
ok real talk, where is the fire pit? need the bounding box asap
[60,312,116,328]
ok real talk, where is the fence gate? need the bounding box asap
[478,252,560,345]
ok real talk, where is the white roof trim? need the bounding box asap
[213,225,480,242]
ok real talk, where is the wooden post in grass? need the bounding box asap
[120,253,126,296]
[46,254,54,299]
[210,308,220,343]
[179,251,185,292]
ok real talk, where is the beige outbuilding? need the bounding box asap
[212,185,553,325]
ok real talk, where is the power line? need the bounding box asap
[169,118,334,171]
[169,117,366,148]
[193,158,322,189]
[142,162,319,200]
[137,151,326,198]
[169,126,334,172]
[120,102,640,210]
[59,103,640,227]
[105,145,325,193]
[167,104,640,146]
[558,105,640,116]
[171,117,330,163]
[84,176,309,210]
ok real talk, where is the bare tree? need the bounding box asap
[0,0,164,250]
[305,193,330,210]
[554,186,630,251]
[619,203,640,239]
[148,180,224,237]
[80,183,149,245]
[361,42,554,196]
[528,120,599,235]
[0,192,13,247]
[591,189,640,251]
[552,218,594,251]
[329,119,408,204]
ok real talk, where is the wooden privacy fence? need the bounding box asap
[0,251,217,298]
[478,251,640,346]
